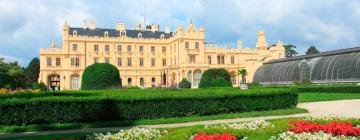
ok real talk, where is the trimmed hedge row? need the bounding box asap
[262,84,360,93]
[0,89,297,125]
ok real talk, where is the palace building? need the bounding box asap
[39,20,285,90]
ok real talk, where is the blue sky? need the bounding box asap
[1,0,360,66]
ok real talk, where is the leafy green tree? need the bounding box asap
[25,58,40,86]
[284,44,298,57]
[199,68,232,88]
[237,69,248,83]
[306,45,320,55]
[81,63,120,90]
[178,78,191,88]
[0,57,27,88]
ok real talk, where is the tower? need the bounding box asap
[256,31,268,50]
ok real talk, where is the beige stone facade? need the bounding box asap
[39,20,285,90]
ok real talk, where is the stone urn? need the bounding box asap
[239,83,248,90]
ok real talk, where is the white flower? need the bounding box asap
[270,131,358,140]
[87,127,167,140]
[305,114,349,121]
[206,120,274,130]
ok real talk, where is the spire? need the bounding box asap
[190,18,193,25]
[51,39,55,48]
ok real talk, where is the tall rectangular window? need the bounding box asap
[231,56,235,64]
[190,55,195,63]
[208,56,212,64]
[139,58,144,67]
[127,58,132,66]
[162,59,166,66]
[117,58,122,66]
[195,42,199,49]
[217,55,225,64]
[117,45,122,52]
[47,57,52,66]
[127,45,131,52]
[151,46,155,53]
[105,45,110,52]
[162,46,166,53]
[71,57,80,67]
[105,58,110,63]
[72,44,78,51]
[139,45,144,53]
[70,76,80,90]
[94,57,99,63]
[185,42,189,48]
[56,58,61,66]
[151,58,155,67]
[94,44,98,52]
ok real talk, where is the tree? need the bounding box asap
[237,69,248,83]
[178,78,191,88]
[24,58,40,86]
[0,57,27,88]
[306,45,320,55]
[284,44,298,57]
[199,68,232,88]
[81,63,120,90]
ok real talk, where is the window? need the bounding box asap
[208,56,212,64]
[105,45,109,52]
[139,58,144,67]
[185,42,189,48]
[151,46,155,53]
[72,44,78,51]
[71,57,80,67]
[70,76,80,90]
[127,58,132,66]
[195,42,199,49]
[162,59,166,66]
[140,78,144,86]
[104,31,109,37]
[151,77,156,87]
[231,56,235,64]
[47,57,52,66]
[117,45,122,52]
[127,45,131,52]
[217,55,225,64]
[190,55,195,63]
[105,58,110,63]
[56,58,61,66]
[162,46,166,53]
[94,57,99,63]
[151,58,156,67]
[117,58,122,66]
[94,44,98,52]
[128,78,132,86]
[73,30,77,36]
[139,45,144,53]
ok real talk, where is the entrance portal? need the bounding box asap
[48,75,60,90]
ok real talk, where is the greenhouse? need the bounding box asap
[253,47,360,84]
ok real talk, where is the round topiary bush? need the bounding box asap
[178,78,191,88]
[199,68,232,88]
[81,63,120,90]
[0,73,15,89]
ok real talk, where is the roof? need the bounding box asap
[265,47,360,64]
[69,27,173,39]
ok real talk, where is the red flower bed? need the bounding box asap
[289,121,360,136]
[192,132,237,140]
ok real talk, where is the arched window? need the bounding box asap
[120,31,126,37]
[187,70,192,81]
[70,75,80,90]
[72,30,77,36]
[104,31,109,37]
[193,70,202,88]
[160,34,165,39]
[138,33,142,38]
[140,77,144,86]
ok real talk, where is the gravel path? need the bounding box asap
[0,99,359,138]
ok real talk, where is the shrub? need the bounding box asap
[178,78,191,88]
[0,73,15,89]
[0,89,297,125]
[81,63,120,90]
[32,82,48,91]
[199,69,232,88]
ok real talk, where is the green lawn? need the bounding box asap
[298,92,360,103]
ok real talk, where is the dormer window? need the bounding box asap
[104,31,109,37]
[138,33,142,38]
[160,34,165,39]
[120,31,126,37]
[72,30,77,36]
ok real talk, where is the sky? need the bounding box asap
[1,0,360,66]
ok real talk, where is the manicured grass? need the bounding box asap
[0,108,307,133]
[298,92,360,103]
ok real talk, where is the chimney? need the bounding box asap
[151,24,159,32]
[165,25,170,33]
[116,22,125,31]
[135,24,141,30]
[237,40,242,49]
[89,20,96,30]
[82,20,87,29]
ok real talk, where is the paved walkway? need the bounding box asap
[0,99,359,138]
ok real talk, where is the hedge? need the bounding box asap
[0,89,297,125]
[178,78,191,88]
[81,63,120,90]
[261,84,360,93]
